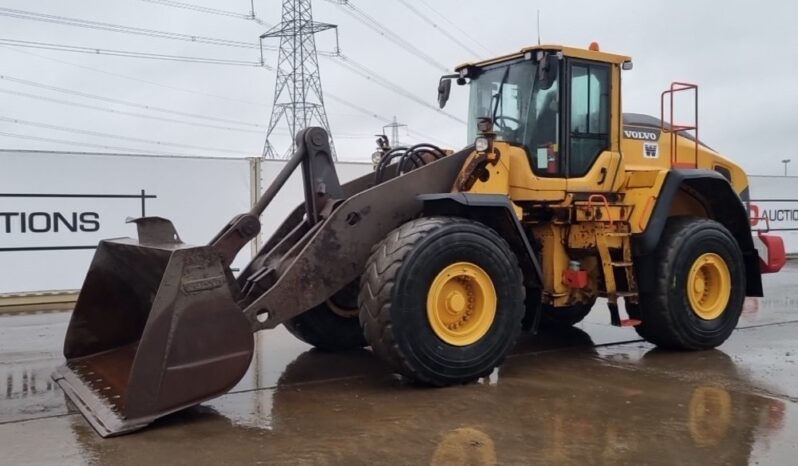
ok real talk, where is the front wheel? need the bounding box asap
[633,217,746,350]
[359,217,525,386]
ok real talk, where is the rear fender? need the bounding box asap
[633,170,763,296]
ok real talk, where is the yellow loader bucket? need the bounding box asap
[53,218,254,437]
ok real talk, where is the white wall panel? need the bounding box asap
[0,151,251,293]
[0,151,372,294]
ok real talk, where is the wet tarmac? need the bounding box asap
[2,262,798,465]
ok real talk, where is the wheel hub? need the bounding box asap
[687,253,731,320]
[445,291,467,314]
[426,262,497,346]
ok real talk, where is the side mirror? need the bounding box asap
[537,53,559,90]
[437,78,452,109]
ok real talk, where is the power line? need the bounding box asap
[0,116,254,156]
[0,88,264,134]
[1,46,266,108]
[0,9,457,149]
[0,38,264,67]
[0,128,374,157]
[406,128,453,148]
[0,130,207,157]
[1,35,459,125]
[329,54,465,124]
[324,92,452,147]
[1,47,385,124]
[0,89,372,141]
[333,134,378,140]
[0,74,265,128]
[3,46,378,122]
[415,0,493,55]
[393,0,481,57]
[325,0,448,72]
[4,44,461,133]
[139,0,269,26]
[0,7,260,49]
[0,8,457,124]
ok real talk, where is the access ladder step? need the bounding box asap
[620,319,642,327]
[599,291,639,298]
[610,261,633,267]
[607,302,641,327]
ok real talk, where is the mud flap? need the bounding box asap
[53,220,253,437]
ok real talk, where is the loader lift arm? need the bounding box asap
[237,129,475,330]
[209,128,344,268]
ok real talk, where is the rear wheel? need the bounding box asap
[283,280,367,351]
[634,217,745,349]
[359,217,525,386]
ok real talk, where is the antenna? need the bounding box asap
[537,10,541,45]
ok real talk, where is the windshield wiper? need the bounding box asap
[491,66,511,125]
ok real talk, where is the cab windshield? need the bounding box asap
[466,60,560,155]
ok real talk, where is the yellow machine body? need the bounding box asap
[454,44,751,310]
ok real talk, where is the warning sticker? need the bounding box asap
[643,142,659,159]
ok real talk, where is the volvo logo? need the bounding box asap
[623,126,660,141]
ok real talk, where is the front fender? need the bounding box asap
[418,192,543,288]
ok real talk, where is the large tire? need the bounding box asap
[283,280,367,351]
[359,217,525,386]
[539,300,596,328]
[633,217,746,350]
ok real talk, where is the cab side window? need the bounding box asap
[569,63,610,177]
[523,62,562,177]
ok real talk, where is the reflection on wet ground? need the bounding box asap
[1,262,797,465]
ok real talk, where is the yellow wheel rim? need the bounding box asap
[687,253,731,320]
[426,262,497,346]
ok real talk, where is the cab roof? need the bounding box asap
[454,44,632,71]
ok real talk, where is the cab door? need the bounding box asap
[507,53,568,202]
[564,59,622,193]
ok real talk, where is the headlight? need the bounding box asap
[474,136,489,152]
[371,150,383,164]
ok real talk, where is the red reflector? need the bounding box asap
[757,234,786,274]
[563,269,589,289]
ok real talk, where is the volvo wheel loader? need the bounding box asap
[54,43,785,437]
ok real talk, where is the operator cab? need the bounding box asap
[438,44,632,180]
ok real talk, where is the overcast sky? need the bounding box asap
[0,0,796,175]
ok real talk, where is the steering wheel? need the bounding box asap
[494,115,520,132]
